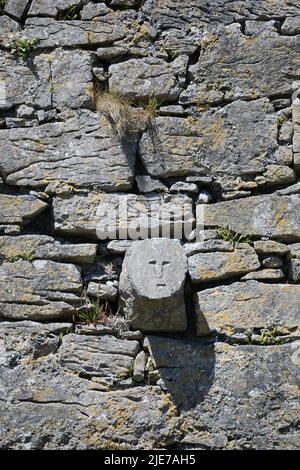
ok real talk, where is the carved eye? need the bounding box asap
[162,261,170,266]
[149,260,157,265]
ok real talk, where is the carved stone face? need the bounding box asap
[127,238,187,299]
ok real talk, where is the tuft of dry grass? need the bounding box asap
[94,89,158,140]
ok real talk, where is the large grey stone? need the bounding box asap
[0,260,82,320]
[139,99,279,187]
[0,49,93,111]
[109,58,181,101]
[142,0,300,35]
[4,0,31,20]
[53,192,194,240]
[119,239,187,332]
[203,194,300,242]
[180,25,300,104]
[0,235,97,265]
[59,333,139,387]
[0,322,178,449]
[194,281,300,336]
[0,194,48,229]
[188,244,260,283]
[24,15,129,48]
[0,111,137,190]
[28,0,88,17]
[145,335,300,449]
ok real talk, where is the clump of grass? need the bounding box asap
[94,89,159,140]
[76,297,129,336]
[217,226,254,245]
[8,37,39,58]
[57,5,80,20]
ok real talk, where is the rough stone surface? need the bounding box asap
[180,26,300,104]
[139,99,279,187]
[0,111,137,190]
[0,194,48,229]
[53,192,194,240]
[119,239,187,332]
[0,260,82,320]
[188,245,260,283]
[0,235,97,264]
[1,0,300,451]
[203,194,300,242]
[109,58,181,101]
[194,281,300,336]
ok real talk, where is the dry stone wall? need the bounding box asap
[0,0,300,450]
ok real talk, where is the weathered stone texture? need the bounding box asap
[180,26,300,104]
[139,99,279,185]
[188,244,260,283]
[0,260,82,320]
[53,192,194,240]
[203,194,300,242]
[0,194,48,229]
[194,281,300,336]
[0,235,97,265]
[109,58,181,101]
[0,111,137,190]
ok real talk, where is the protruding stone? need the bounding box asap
[133,351,147,383]
[119,239,187,332]
[0,194,48,229]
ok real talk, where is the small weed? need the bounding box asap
[277,115,289,127]
[217,226,254,245]
[167,50,177,61]
[247,327,289,346]
[5,251,35,263]
[57,5,80,20]
[77,302,105,324]
[8,37,39,58]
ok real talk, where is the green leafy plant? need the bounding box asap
[77,302,104,324]
[57,5,80,20]
[247,327,289,346]
[8,37,39,58]
[217,226,254,245]
[5,251,35,263]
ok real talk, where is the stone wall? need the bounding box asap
[0,0,300,450]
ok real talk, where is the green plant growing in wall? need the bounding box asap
[57,5,80,20]
[217,226,254,245]
[8,37,39,58]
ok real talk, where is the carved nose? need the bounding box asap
[156,262,164,278]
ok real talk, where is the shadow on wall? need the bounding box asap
[146,332,215,412]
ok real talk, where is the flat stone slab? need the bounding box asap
[109,57,181,101]
[0,260,82,321]
[59,333,139,387]
[0,194,48,228]
[180,26,300,104]
[188,244,260,283]
[194,281,300,336]
[203,194,300,242]
[24,14,129,48]
[139,99,279,188]
[0,49,93,111]
[120,239,187,332]
[53,192,194,240]
[0,111,136,190]
[0,235,97,265]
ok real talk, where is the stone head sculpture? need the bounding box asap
[119,238,187,332]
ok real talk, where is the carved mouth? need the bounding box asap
[157,283,166,287]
